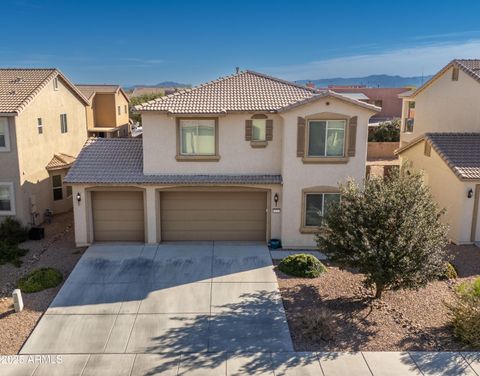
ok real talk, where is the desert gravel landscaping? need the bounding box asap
[276,244,480,352]
[0,212,86,354]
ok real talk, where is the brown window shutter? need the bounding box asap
[347,116,357,157]
[245,119,252,141]
[297,117,306,157]
[266,119,273,141]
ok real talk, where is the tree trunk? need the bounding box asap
[374,282,384,299]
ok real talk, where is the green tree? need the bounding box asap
[368,118,400,142]
[316,168,449,299]
[129,93,164,124]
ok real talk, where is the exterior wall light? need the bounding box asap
[274,193,279,206]
[76,192,81,204]
[467,188,474,199]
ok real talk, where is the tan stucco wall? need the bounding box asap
[401,66,480,145]
[279,98,373,247]
[142,112,283,174]
[0,116,22,223]
[85,104,94,130]
[115,91,129,127]
[93,94,116,127]
[12,76,87,225]
[399,141,477,244]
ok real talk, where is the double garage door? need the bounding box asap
[91,190,267,242]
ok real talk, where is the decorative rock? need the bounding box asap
[12,289,24,312]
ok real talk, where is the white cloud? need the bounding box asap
[263,39,480,80]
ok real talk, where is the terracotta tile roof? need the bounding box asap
[396,133,480,180]
[76,84,120,99]
[426,133,480,180]
[0,68,89,114]
[46,153,76,171]
[64,138,282,185]
[135,70,380,114]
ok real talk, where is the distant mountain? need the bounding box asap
[295,74,433,88]
[124,81,190,90]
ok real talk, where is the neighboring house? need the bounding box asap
[76,84,130,138]
[0,68,89,226]
[129,87,168,98]
[399,59,480,147]
[396,133,480,244]
[396,59,480,244]
[327,86,409,124]
[66,70,379,247]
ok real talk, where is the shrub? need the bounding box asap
[447,278,480,348]
[295,307,337,342]
[0,240,28,267]
[317,167,450,298]
[368,119,400,142]
[17,268,63,293]
[278,254,327,278]
[441,262,458,280]
[0,217,29,244]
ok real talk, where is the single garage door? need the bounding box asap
[161,191,267,241]
[92,191,145,242]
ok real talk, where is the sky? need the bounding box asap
[3,0,480,85]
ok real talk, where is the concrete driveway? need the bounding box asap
[21,242,293,355]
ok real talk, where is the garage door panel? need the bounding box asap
[161,191,267,241]
[161,209,266,222]
[164,230,266,241]
[92,191,145,242]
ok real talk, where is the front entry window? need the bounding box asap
[304,193,340,227]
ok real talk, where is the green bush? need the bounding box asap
[0,217,29,244]
[447,277,480,348]
[278,254,327,278]
[368,119,400,142]
[441,262,458,280]
[17,268,63,293]
[0,240,28,267]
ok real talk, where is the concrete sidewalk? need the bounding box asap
[2,351,479,375]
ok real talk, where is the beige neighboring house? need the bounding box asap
[399,59,480,147]
[396,59,480,244]
[76,84,131,138]
[66,70,379,247]
[0,68,89,226]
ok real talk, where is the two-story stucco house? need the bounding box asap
[65,71,379,247]
[0,68,89,226]
[75,84,131,138]
[396,60,480,244]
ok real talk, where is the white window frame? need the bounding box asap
[52,174,63,201]
[0,182,15,215]
[53,77,59,90]
[307,119,346,157]
[0,117,11,152]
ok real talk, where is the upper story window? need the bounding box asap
[0,182,15,215]
[307,120,346,157]
[252,118,266,141]
[37,118,43,134]
[0,117,11,152]
[179,118,217,157]
[404,101,415,133]
[53,77,59,90]
[60,114,68,133]
[124,105,128,114]
[117,106,121,115]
